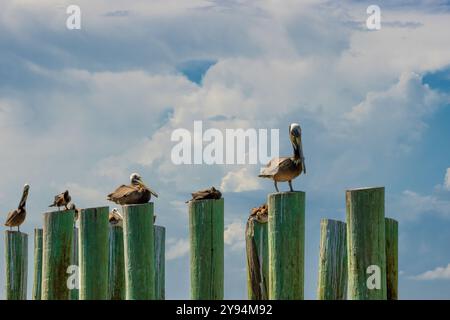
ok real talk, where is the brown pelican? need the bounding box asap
[4,184,30,232]
[249,203,268,224]
[186,186,222,203]
[258,123,306,192]
[107,173,158,205]
[109,208,123,225]
[49,190,71,210]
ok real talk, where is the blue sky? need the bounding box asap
[1,0,450,299]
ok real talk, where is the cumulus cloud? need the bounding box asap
[220,167,262,192]
[392,190,450,221]
[445,168,450,190]
[166,238,190,260]
[224,221,246,251]
[412,264,450,280]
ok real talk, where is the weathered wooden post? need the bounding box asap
[317,219,347,300]
[78,207,109,300]
[32,228,43,300]
[123,203,155,300]
[385,217,398,300]
[69,226,79,300]
[108,223,125,300]
[268,191,305,300]
[189,198,224,300]
[346,187,387,300]
[246,218,269,300]
[42,209,75,300]
[154,225,166,300]
[5,231,28,300]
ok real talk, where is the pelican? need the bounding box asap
[109,208,123,226]
[249,203,268,224]
[49,190,71,210]
[107,173,158,205]
[258,123,306,192]
[4,184,30,232]
[186,186,222,203]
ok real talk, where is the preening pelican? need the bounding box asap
[4,184,30,232]
[109,208,123,226]
[49,190,71,210]
[258,123,306,192]
[107,173,158,205]
[186,186,222,203]
[249,203,268,224]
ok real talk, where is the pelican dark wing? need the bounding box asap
[49,190,71,210]
[186,187,222,203]
[107,184,151,205]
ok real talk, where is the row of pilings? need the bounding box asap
[4,187,397,300]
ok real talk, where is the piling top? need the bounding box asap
[82,206,109,211]
[268,190,305,197]
[385,217,398,224]
[320,218,346,225]
[346,186,384,192]
[43,208,75,215]
[122,202,154,209]
[5,230,28,235]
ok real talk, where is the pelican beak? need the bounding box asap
[138,178,159,198]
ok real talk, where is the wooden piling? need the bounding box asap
[32,228,43,300]
[108,224,125,300]
[189,198,224,300]
[69,227,79,300]
[385,217,398,300]
[246,219,269,300]
[5,231,28,300]
[268,191,305,300]
[346,187,387,300]
[78,207,109,300]
[317,219,347,300]
[123,203,155,300]
[42,209,75,300]
[154,225,166,300]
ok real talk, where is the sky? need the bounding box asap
[0,0,450,299]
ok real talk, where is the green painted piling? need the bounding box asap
[346,187,387,300]
[69,227,79,300]
[108,224,125,300]
[385,217,398,300]
[123,203,155,300]
[246,219,269,300]
[5,231,28,300]
[32,229,43,300]
[317,219,347,300]
[42,209,75,300]
[154,225,166,300]
[78,207,109,300]
[268,192,305,300]
[189,198,224,300]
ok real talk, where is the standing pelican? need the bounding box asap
[258,123,306,192]
[4,184,30,232]
[49,190,71,210]
[107,173,158,205]
[109,208,123,225]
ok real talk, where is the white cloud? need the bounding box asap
[412,264,450,280]
[166,238,190,260]
[392,190,450,221]
[445,168,450,191]
[220,167,262,192]
[224,221,246,251]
